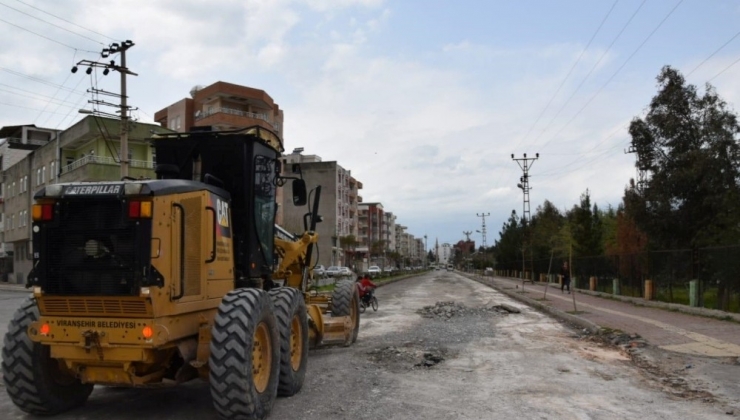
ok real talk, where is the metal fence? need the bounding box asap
[499,245,740,313]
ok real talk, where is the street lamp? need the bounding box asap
[423,234,427,268]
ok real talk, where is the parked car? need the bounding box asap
[383,267,395,274]
[313,264,326,277]
[339,267,353,277]
[367,266,382,276]
[326,266,341,277]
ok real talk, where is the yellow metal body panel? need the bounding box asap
[274,232,318,288]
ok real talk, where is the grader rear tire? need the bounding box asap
[268,287,308,397]
[331,280,360,346]
[209,289,280,420]
[2,297,93,415]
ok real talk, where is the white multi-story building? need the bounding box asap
[282,151,362,268]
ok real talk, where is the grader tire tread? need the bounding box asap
[268,287,308,397]
[331,280,354,317]
[2,297,93,415]
[209,288,280,420]
[331,280,360,345]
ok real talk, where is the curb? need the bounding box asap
[463,274,603,334]
[497,275,740,323]
[0,283,30,293]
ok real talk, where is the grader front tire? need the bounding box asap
[268,287,308,397]
[331,280,360,345]
[209,289,280,420]
[2,297,93,415]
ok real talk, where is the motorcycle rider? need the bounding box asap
[357,273,378,304]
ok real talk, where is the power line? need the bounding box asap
[41,75,86,126]
[0,101,70,115]
[0,85,80,108]
[0,17,98,53]
[0,1,105,45]
[517,0,620,148]
[708,55,740,82]
[13,0,115,41]
[539,0,684,150]
[0,67,85,93]
[486,0,647,197]
[687,29,740,77]
[529,0,648,147]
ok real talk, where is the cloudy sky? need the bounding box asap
[1,0,740,248]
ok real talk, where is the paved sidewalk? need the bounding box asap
[481,275,740,358]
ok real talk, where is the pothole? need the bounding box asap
[368,345,451,371]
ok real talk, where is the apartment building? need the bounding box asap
[0,124,59,282]
[281,151,363,268]
[1,117,170,284]
[384,212,397,258]
[154,82,284,137]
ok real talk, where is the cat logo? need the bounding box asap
[216,199,229,228]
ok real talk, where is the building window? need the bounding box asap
[50,162,55,180]
[11,181,15,197]
[10,214,14,230]
[36,169,41,186]
[41,166,46,184]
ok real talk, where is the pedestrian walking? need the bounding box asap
[561,261,571,294]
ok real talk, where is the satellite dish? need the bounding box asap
[195,110,202,118]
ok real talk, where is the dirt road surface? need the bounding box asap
[0,272,734,419]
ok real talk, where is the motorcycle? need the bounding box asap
[359,288,378,313]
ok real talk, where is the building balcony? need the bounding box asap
[60,155,155,182]
[195,107,280,132]
[6,136,49,150]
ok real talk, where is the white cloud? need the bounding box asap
[2,0,740,245]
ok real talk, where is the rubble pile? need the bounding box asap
[416,301,521,319]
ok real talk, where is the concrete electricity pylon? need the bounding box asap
[73,40,137,178]
[476,213,490,248]
[512,153,539,284]
[511,153,539,225]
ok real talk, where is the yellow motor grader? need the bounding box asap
[1,126,359,419]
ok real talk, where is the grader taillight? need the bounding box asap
[32,204,54,221]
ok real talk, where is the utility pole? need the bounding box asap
[475,213,490,248]
[423,234,428,268]
[512,153,539,283]
[476,213,490,270]
[462,231,472,271]
[625,144,649,192]
[73,40,137,178]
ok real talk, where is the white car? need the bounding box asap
[313,264,326,277]
[367,266,382,276]
[325,266,341,277]
[338,267,353,277]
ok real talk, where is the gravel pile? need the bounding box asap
[416,301,521,319]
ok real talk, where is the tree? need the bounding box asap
[626,66,740,249]
[493,211,523,270]
[566,190,603,258]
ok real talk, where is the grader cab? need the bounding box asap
[1,126,359,419]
